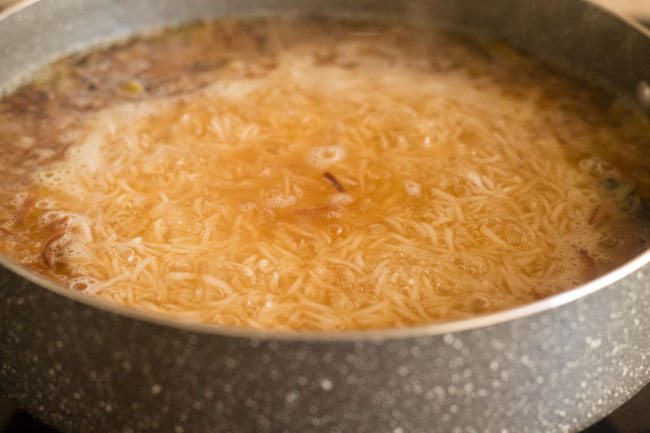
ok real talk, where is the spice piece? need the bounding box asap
[323,171,345,193]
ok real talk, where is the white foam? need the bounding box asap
[68,276,101,293]
[326,210,342,219]
[0,219,17,229]
[240,202,257,211]
[31,148,57,162]
[327,193,354,207]
[61,240,93,262]
[257,259,272,273]
[467,172,485,190]
[35,198,56,210]
[69,264,90,275]
[42,232,71,266]
[37,211,92,240]
[10,192,28,208]
[19,255,40,265]
[327,224,344,236]
[264,193,298,208]
[32,170,64,190]
[403,180,422,197]
[32,126,106,196]
[64,131,104,173]
[306,145,346,168]
[38,211,61,228]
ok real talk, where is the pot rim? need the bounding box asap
[2,249,648,341]
[0,0,649,342]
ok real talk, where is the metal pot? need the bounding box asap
[1,1,649,432]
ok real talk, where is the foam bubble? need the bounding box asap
[64,132,103,173]
[38,211,67,228]
[68,276,101,293]
[326,210,342,219]
[257,259,272,273]
[42,233,71,266]
[32,131,104,195]
[264,193,297,208]
[32,148,57,162]
[552,226,611,285]
[62,241,93,262]
[327,193,354,207]
[1,219,17,229]
[35,199,56,210]
[403,180,422,197]
[38,211,93,242]
[19,255,40,265]
[240,202,257,211]
[10,192,28,208]
[38,211,74,228]
[327,224,344,236]
[69,264,90,276]
[306,145,346,168]
[45,237,93,268]
[32,170,65,190]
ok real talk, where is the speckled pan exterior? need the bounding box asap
[0,1,649,432]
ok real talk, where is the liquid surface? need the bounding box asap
[0,18,648,330]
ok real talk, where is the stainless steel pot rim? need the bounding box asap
[2,249,648,341]
[0,0,649,342]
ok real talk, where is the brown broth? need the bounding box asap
[0,18,648,330]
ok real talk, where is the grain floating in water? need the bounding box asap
[0,18,648,330]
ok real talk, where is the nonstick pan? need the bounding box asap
[0,1,649,432]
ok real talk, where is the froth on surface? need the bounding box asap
[0,17,648,331]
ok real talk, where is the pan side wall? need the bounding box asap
[0,0,649,432]
[1,265,649,433]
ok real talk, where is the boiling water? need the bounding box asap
[0,19,648,330]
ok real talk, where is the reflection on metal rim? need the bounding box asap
[1,249,648,341]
